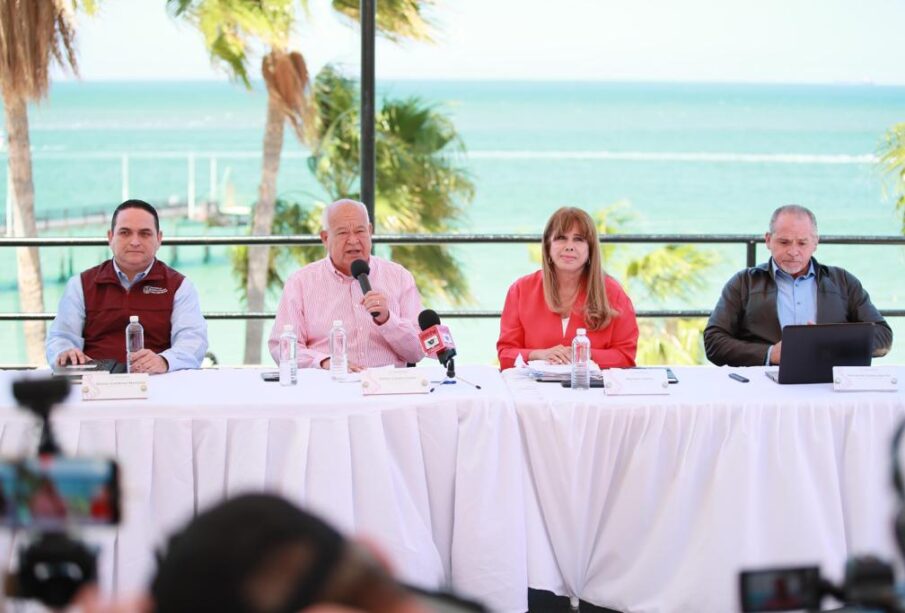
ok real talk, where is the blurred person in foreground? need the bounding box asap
[268,199,424,371]
[496,206,639,370]
[150,493,460,613]
[704,204,892,367]
[45,199,208,373]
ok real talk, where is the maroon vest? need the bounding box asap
[81,260,184,362]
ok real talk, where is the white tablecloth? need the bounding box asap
[507,366,905,613]
[0,366,528,613]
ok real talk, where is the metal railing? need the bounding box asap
[1,232,904,321]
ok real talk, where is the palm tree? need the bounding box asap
[595,204,717,365]
[0,0,95,364]
[230,65,474,305]
[169,0,311,364]
[170,0,432,363]
[308,66,473,303]
[598,205,717,364]
[880,122,905,232]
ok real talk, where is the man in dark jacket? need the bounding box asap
[704,204,892,367]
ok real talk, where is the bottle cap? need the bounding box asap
[129,315,139,323]
[283,324,293,332]
[577,328,587,335]
[333,320,343,327]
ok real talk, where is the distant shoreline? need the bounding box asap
[47,78,905,89]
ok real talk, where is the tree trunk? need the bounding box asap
[243,93,285,364]
[2,89,46,365]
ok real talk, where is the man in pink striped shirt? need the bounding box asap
[268,199,425,370]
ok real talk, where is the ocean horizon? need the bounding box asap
[2,79,904,365]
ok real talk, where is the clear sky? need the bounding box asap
[59,0,905,84]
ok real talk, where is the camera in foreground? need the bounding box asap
[740,418,905,613]
[1,377,121,608]
[740,557,903,612]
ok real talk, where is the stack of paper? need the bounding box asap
[527,360,602,382]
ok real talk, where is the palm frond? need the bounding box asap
[636,318,707,365]
[331,0,433,42]
[0,0,79,100]
[305,64,474,304]
[230,197,322,298]
[262,50,316,143]
[390,245,470,303]
[624,244,718,303]
[167,0,295,86]
[879,122,905,234]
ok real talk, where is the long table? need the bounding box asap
[0,366,528,613]
[1,365,904,612]
[508,366,905,612]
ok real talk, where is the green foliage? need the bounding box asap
[624,245,713,303]
[331,0,433,42]
[230,198,322,299]
[307,65,474,304]
[529,200,717,365]
[170,0,431,88]
[167,0,297,87]
[636,318,708,366]
[880,122,905,234]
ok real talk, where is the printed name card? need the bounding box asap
[361,369,430,395]
[81,373,150,401]
[833,367,899,392]
[603,368,670,396]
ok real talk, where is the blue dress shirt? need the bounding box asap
[765,259,817,364]
[45,259,208,371]
[773,259,817,328]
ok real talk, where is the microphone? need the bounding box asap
[417,309,457,367]
[350,259,378,318]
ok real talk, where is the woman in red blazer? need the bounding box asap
[497,207,639,370]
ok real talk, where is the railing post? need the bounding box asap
[360,0,376,234]
[187,152,196,221]
[746,240,757,267]
[121,154,129,202]
[209,156,217,203]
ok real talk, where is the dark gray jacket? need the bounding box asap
[704,259,892,367]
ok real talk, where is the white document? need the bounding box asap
[81,373,150,401]
[603,368,670,396]
[833,367,899,392]
[527,360,601,376]
[361,368,431,395]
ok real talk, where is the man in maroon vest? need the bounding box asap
[46,200,208,373]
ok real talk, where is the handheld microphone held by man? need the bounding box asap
[350,259,379,318]
[418,309,457,366]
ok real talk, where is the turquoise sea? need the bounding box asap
[2,80,905,365]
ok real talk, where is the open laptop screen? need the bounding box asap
[767,323,873,384]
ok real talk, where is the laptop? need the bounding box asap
[765,323,874,384]
[51,359,125,381]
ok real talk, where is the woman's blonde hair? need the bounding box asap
[541,207,617,331]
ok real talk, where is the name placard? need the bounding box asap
[833,367,899,392]
[603,368,670,396]
[81,373,150,401]
[361,369,430,396]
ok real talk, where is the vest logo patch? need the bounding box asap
[143,286,168,295]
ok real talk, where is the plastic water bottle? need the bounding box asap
[279,324,297,386]
[125,315,144,374]
[571,328,591,390]
[329,320,348,381]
